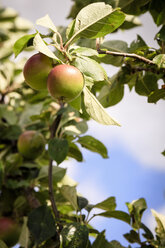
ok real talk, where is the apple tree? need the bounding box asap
[0,1,165,247]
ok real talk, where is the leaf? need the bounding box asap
[27,205,56,244]
[61,223,89,248]
[66,3,125,45]
[101,40,128,53]
[72,47,98,57]
[0,240,8,248]
[135,72,158,96]
[129,35,147,52]
[83,86,120,126]
[13,33,35,57]
[33,33,61,62]
[60,185,78,210]
[124,230,140,244]
[48,138,69,165]
[97,210,131,224]
[94,197,116,211]
[148,89,165,103]
[77,196,88,210]
[108,240,125,248]
[68,142,83,162]
[18,217,30,248]
[126,198,147,229]
[73,56,106,82]
[36,14,57,33]
[98,79,124,107]
[162,150,165,156]
[38,166,66,182]
[92,231,110,248]
[153,54,165,68]
[151,209,165,238]
[77,135,108,158]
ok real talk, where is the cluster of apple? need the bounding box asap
[23,53,84,102]
[15,53,85,161]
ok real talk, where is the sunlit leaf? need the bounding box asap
[83,86,120,126]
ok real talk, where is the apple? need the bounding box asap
[47,64,84,102]
[0,217,20,247]
[23,53,53,90]
[17,130,45,160]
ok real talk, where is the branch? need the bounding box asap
[48,113,63,220]
[97,49,155,65]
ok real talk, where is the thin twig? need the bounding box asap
[97,49,155,65]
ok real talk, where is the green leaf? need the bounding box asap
[151,209,165,239]
[162,150,165,156]
[36,14,57,33]
[135,73,158,96]
[48,138,69,165]
[126,198,147,229]
[38,166,66,182]
[124,230,140,244]
[129,35,147,52]
[101,40,128,53]
[33,33,61,62]
[94,197,116,211]
[153,54,165,68]
[83,86,120,126]
[13,33,35,57]
[0,105,17,124]
[97,210,131,224]
[73,56,106,82]
[61,223,89,248]
[68,142,83,162]
[98,79,124,107]
[92,231,110,248]
[148,89,165,103]
[18,217,30,247]
[108,240,125,248]
[77,196,88,210]
[60,185,78,210]
[72,47,98,57]
[69,94,81,111]
[66,3,125,46]
[27,205,56,244]
[77,135,108,158]
[0,240,8,248]
[156,25,165,42]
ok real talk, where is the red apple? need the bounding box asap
[17,130,45,160]
[0,217,20,247]
[47,64,84,102]
[23,53,53,90]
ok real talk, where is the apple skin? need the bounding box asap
[47,64,84,102]
[23,53,53,90]
[0,217,20,247]
[17,130,45,160]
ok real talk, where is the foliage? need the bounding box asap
[0,1,165,247]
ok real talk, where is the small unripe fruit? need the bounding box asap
[17,130,45,160]
[47,64,84,102]
[0,217,20,247]
[23,53,52,90]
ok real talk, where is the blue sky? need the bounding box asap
[3,0,165,246]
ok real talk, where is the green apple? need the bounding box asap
[47,64,84,102]
[0,217,20,247]
[23,53,53,90]
[17,130,45,160]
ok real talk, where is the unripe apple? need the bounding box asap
[23,53,53,90]
[17,130,45,160]
[0,217,20,247]
[47,64,84,102]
